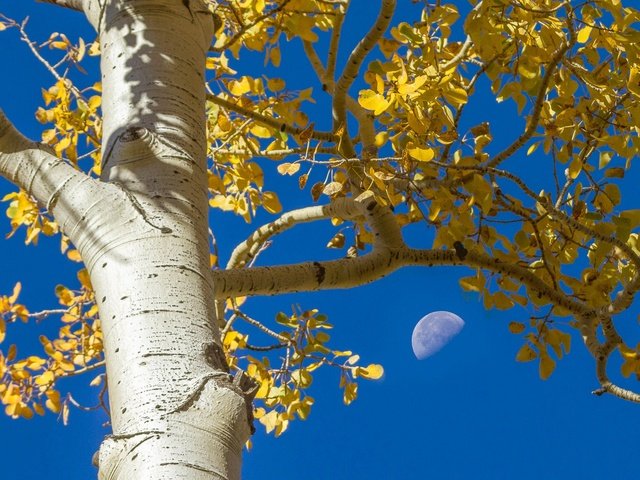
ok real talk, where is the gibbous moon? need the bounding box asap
[412,311,465,360]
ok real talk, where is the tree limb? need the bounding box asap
[214,244,599,325]
[207,94,335,143]
[227,198,365,269]
[332,0,395,158]
[326,0,348,80]
[440,35,473,72]
[210,0,293,53]
[487,32,573,169]
[37,0,84,11]
[302,40,376,152]
[0,109,92,213]
[213,146,336,158]
[227,194,403,270]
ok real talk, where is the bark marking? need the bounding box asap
[313,261,326,284]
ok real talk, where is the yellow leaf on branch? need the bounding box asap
[358,89,390,115]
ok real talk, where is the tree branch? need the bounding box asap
[582,312,640,402]
[0,110,77,205]
[227,198,365,269]
[214,243,599,326]
[440,36,473,72]
[486,32,574,169]
[302,40,376,152]
[0,110,113,248]
[36,0,84,11]
[326,0,348,81]
[332,0,395,158]
[210,0,293,53]
[207,94,335,143]
[12,17,86,100]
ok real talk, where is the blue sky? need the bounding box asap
[1,1,640,479]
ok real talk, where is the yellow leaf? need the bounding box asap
[357,90,390,115]
[88,41,100,55]
[444,86,468,106]
[545,329,570,358]
[538,351,556,380]
[291,369,313,388]
[322,182,343,196]
[55,285,75,306]
[326,233,345,249]
[284,16,318,42]
[267,77,285,91]
[20,405,34,419]
[77,268,92,290]
[35,370,55,386]
[567,156,582,179]
[7,344,17,361]
[508,322,525,334]
[577,25,592,44]
[250,124,272,138]
[298,122,315,143]
[9,282,21,304]
[343,381,358,405]
[408,146,435,162]
[358,364,384,380]
[621,357,637,377]
[628,67,640,98]
[26,356,46,370]
[269,47,281,67]
[298,174,308,189]
[50,40,69,50]
[87,95,101,111]
[33,403,45,416]
[492,291,514,310]
[375,131,388,147]
[277,162,301,175]
[262,192,282,214]
[526,143,539,156]
[5,402,20,418]
[346,354,360,365]
[517,62,539,80]
[259,409,279,434]
[515,343,537,362]
[45,392,61,413]
[209,195,235,212]
[228,76,253,96]
[398,75,428,95]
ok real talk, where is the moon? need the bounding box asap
[412,311,465,360]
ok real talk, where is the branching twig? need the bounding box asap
[210,0,293,53]
[332,0,396,158]
[227,198,365,269]
[487,30,574,168]
[232,309,290,344]
[207,94,334,142]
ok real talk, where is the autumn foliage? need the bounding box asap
[2,0,640,435]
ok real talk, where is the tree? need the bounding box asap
[1,0,640,477]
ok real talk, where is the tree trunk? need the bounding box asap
[67,1,252,478]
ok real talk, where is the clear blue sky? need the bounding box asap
[1,2,640,479]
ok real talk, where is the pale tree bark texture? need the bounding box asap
[5,0,638,478]
[0,2,612,475]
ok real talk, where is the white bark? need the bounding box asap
[0,110,102,228]
[83,2,253,479]
[2,1,633,475]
